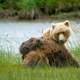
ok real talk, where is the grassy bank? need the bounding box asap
[0,48,80,80]
[0,0,80,20]
[0,65,80,80]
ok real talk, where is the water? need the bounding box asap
[0,20,80,54]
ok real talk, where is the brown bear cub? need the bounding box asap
[19,20,79,67]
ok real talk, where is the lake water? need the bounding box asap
[0,20,80,54]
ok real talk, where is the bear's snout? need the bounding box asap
[58,34,65,43]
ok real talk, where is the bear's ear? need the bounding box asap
[64,20,70,27]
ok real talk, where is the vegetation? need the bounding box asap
[0,0,80,20]
[0,47,80,80]
[0,65,80,80]
[0,49,21,64]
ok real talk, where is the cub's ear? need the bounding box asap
[64,20,70,27]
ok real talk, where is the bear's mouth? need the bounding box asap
[58,40,65,44]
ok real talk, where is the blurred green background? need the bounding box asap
[0,0,80,20]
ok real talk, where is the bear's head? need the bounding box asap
[43,20,71,44]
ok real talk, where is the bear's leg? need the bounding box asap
[22,51,49,67]
[47,50,79,67]
[37,57,49,66]
[63,49,80,67]
[66,54,79,67]
[47,52,67,67]
[22,51,40,66]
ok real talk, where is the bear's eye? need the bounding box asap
[56,33,59,36]
[52,25,55,29]
[62,32,65,34]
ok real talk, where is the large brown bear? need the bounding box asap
[19,20,79,67]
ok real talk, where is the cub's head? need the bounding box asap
[43,20,71,44]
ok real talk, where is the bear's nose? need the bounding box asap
[59,40,64,44]
[58,34,65,44]
[59,34,65,41]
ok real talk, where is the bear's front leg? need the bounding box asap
[66,54,80,67]
[63,48,80,67]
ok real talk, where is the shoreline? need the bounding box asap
[0,11,80,21]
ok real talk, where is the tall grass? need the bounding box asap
[0,47,80,65]
[0,49,21,65]
[0,47,80,80]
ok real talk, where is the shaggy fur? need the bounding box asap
[20,37,79,67]
[19,20,79,67]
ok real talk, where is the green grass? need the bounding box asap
[0,50,21,65]
[0,65,80,80]
[0,48,80,80]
